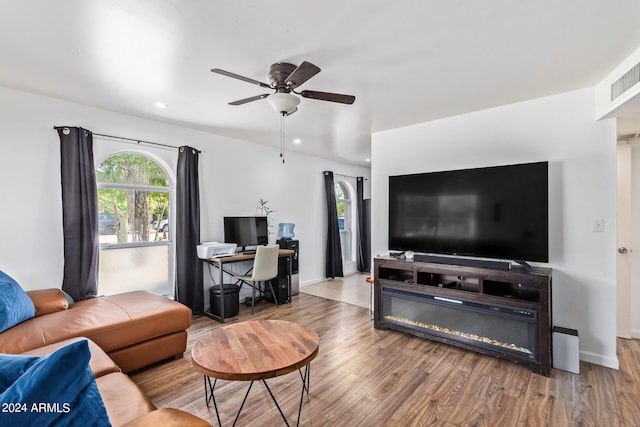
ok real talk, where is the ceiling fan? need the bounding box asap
[210,61,355,115]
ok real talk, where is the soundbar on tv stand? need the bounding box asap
[411,253,532,271]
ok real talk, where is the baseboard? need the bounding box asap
[300,273,367,288]
[579,350,619,370]
[299,277,326,288]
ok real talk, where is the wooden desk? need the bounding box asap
[192,320,319,426]
[203,249,295,322]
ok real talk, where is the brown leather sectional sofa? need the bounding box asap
[0,288,210,426]
[1,289,191,372]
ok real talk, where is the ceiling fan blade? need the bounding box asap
[211,68,271,88]
[300,90,356,104]
[228,94,271,105]
[285,61,321,88]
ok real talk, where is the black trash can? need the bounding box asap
[209,284,240,318]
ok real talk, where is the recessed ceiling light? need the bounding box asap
[154,102,167,108]
[365,158,371,162]
[293,138,302,144]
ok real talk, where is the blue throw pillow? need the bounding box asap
[0,353,39,393]
[0,340,111,426]
[0,270,36,333]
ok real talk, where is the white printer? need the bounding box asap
[196,242,238,259]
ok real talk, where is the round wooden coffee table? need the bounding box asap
[192,319,319,427]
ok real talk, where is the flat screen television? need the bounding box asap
[223,216,268,250]
[388,161,548,263]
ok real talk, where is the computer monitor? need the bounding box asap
[223,216,268,251]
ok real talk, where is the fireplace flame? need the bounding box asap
[385,315,533,355]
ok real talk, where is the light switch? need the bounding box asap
[593,218,604,232]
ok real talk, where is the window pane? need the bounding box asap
[98,189,170,244]
[335,181,352,261]
[97,153,168,186]
[336,200,346,230]
[343,201,351,229]
[340,230,351,261]
[99,245,171,296]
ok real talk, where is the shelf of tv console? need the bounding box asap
[373,256,553,376]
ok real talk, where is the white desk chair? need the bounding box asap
[235,244,280,314]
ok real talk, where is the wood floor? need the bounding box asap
[131,291,640,426]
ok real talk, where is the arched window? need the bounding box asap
[335,181,353,262]
[96,152,174,297]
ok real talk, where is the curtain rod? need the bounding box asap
[333,172,367,181]
[53,127,201,154]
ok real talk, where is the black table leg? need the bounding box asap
[203,363,311,427]
[204,376,221,427]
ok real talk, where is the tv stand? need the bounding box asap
[374,256,552,375]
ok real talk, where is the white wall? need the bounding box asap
[371,88,619,369]
[0,86,370,303]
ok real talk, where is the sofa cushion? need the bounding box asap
[0,291,191,355]
[0,339,111,426]
[96,372,156,426]
[84,291,192,353]
[21,337,121,379]
[0,270,35,333]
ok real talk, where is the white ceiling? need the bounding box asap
[2,1,640,166]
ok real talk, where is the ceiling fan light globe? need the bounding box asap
[267,93,300,114]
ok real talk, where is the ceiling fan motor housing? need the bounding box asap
[269,63,297,92]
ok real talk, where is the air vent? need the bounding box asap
[611,62,640,101]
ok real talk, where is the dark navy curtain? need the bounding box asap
[57,126,99,301]
[323,171,343,278]
[175,146,203,314]
[356,177,371,272]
